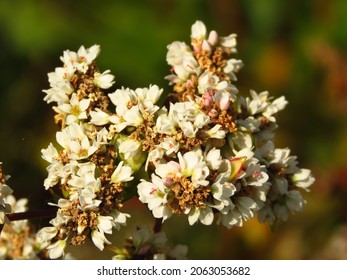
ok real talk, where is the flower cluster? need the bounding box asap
[136,21,314,228]
[39,45,136,258]
[0,195,39,259]
[0,163,12,226]
[39,20,314,259]
[112,224,187,260]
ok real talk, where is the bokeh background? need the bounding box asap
[1,0,347,259]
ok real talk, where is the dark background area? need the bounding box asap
[1,0,347,259]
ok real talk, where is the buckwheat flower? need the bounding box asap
[116,136,146,171]
[43,86,70,105]
[94,70,115,89]
[56,123,98,160]
[146,137,180,169]
[291,168,315,189]
[191,20,207,41]
[156,113,176,135]
[43,161,64,189]
[188,207,214,225]
[263,95,288,122]
[247,90,270,115]
[97,215,113,235]
[56,93,91,125]
[61,45,100,73]
[110,210,130,230]
[43,69,74,105]
[47,239,67,259]
[177,150,210,187]
[220,33,238,51]
[137,175,171,221]
[90,109,112,125]
[198,71,229,94]
[205,124,226,139]
[135,84,163,107]
[110,161,134,183]
[224,59,243,81]
[167,42,193,65]
[77,186,101,211]
[227,131,254,152]
[36,227,58,249]
[91,229,111,251]
[270,148,298,174]
[117,138,142,160]
[109,87,136,112]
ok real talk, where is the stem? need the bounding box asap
[153,218,163,233]
[6,208,58,222]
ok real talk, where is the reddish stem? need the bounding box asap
[6,207,58,222]
[153,218,163,233]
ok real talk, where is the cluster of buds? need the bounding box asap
[36,20,314,258]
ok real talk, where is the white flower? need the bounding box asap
[91,229,111,251]
[263,96,288,122]
[41,143,59,163]
[47,239,67,259]
[36,227,58,248]
[166,41,197,67]
[146,137,180,169]
[178,150,209,187]
[110,161,134,183]
[220,33,237,51]
[198,71,228,94]
[90,109,111,125]
[205,124,226,139]
[111,210,130,230]
[137,175,172,221]
[191,20,207,40]
[291,168,315,190]
[60,45,100,73]
[270,148,298,174]
[188,207,214,225]
[77,186,101,211]
[97,215,113,234]
[56,94,90,125]
[165,41,199,84]
[224,59,243,80]
[135,84,162,106]
[94,70,115,89]
[56,123,98,160]
[118,138,142,160]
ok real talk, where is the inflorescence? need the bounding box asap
[0,20,314,259]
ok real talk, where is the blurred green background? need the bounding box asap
[1,0,347,259]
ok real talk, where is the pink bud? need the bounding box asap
[219,95,231,111]
[202,40,212,53]
[202,92,213,107]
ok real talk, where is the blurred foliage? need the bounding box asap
[1,0,347,259]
